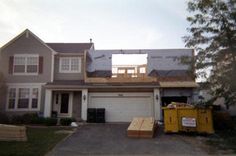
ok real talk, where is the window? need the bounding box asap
[7,86,40,111]
[13,55,39,74]
[18,88,30,108]
[139,67,146,74]
[8,88,16,109]
[31,88,38,108]
[59,57,81,73]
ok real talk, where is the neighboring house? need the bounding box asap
[0,29,198,122]
[198,83,236,116]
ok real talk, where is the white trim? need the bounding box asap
[59,57,81,73]
[44,89,52,117]
[13,54,39,75]
[7,83,46,86]
[81,89,88,120]
[6,84,42,111]
[14,54,39,57]
[56,92,73,118]
[154,88,161,120]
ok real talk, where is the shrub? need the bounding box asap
[60,118,76,126]
[31,117,45,125]
[44,118,58,126]
[10,115,24,124]
[0,112,10,124]
[213,111,235,130]
[22,113,38,124]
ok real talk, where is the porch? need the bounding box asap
[43,88,88,121]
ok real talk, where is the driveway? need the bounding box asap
[47,123,215,156]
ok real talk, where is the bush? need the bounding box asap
[0,112,10,124]
[10,115,24,124]
[22,113,38,124]
[213,111,235,130]
[31,117,45,125]
[10,113,39,125]
[44,118,58,126]
[4,113,58,126]
[60,118,76,126]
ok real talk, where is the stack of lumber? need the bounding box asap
[0,124,27,141]
[127,117,155,138]
[167,102,194,108]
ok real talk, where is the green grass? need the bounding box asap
[0,127,70,156]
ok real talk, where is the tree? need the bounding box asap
[184,0,236,108]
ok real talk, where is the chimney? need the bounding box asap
[90,38,92,43]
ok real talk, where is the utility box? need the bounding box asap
[163,106,214,134]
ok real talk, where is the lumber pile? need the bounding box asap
[127,117,155,138]
[0,124,27,141]
[167,102,194,108]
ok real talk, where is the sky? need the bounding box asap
[0,0,190,49]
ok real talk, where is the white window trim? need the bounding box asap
[13,54,39,75]
[59,57,81,73]
[6,84,41,111]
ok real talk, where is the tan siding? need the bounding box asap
[72,91,82,121]
[1,32,53,83]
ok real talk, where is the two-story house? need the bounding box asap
[0,29,198,122]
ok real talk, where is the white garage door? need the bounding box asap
[88,92,154,122]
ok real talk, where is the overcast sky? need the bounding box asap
[0,0,190,49]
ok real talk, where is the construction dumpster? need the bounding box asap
[162,104,214,134]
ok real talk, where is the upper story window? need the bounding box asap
[59,57,81,73]
[13,54,39,75]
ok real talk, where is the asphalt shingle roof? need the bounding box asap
[46,43,93,53]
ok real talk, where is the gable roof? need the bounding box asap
[46,43,93,53]
[0,29,56,53]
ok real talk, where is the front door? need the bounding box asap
[60,93,69,114]
[53,92,72,117]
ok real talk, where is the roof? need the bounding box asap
[149,70,190,77]
[87,70,112,77]
[0,29,55,53]
[46,43,93,53]
[160,81,199,88]
[44,80,160,89]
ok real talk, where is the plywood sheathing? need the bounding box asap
[0,124,27,141]
[127,117,155,138]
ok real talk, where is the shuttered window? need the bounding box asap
[12,54,42,75]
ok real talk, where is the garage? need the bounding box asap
[88,92,154,122]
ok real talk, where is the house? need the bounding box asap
[0,29,198,122]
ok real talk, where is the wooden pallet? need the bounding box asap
[0,124,27,141]
[127,117,155,138]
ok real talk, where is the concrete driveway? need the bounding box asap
[47,123,215,156]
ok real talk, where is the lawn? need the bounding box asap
[0,127,71,156]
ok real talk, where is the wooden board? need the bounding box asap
[139,117,155,138]
[127,117,155,138]
[127,117,143,137]
[0,124,27,141]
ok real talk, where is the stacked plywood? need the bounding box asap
[127,117,155,138]
[0,124,27,141]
